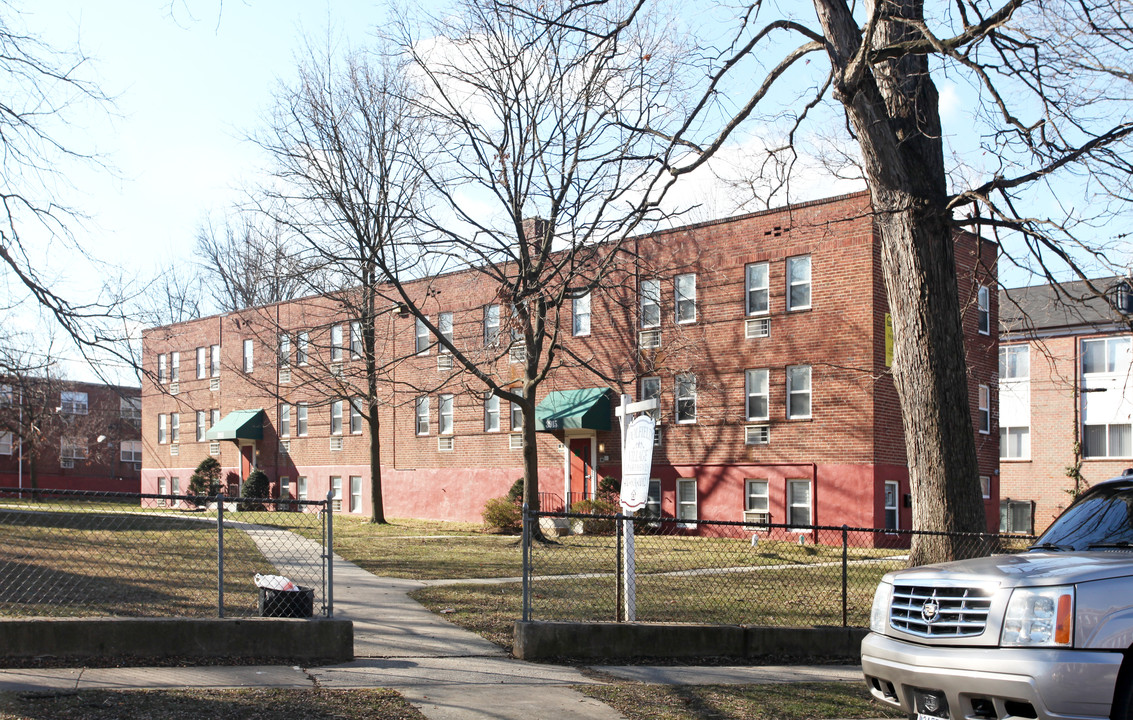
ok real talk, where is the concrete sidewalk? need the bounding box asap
[0,554,866,719]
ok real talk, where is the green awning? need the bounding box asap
[206,409,264,441]
[535,388,611,432]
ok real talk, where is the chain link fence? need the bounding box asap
[0,487,333,618]
[522,509,1035,628]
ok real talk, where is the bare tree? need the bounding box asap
[383,0,689,525]
[249,41,428,523]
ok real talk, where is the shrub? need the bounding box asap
[506,477,524,503]
[482,496,522,533]
[238,469,270,511]
[189,457,223,498]
[569,497,618,534]
[597,475,620,497]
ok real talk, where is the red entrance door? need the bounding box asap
[569,438,593,505]
[238,444,255,494]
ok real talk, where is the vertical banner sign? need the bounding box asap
[620,415,656,511]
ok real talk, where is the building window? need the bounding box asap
[158,414,167,444]
[350,476,362,513]
[416,396,430,436]
[196,347,207,378]
[745,262,769,315]
[484,393,500,432]
[977,285,990,335]
[675,373,696,424]
[1082,336,1131,374]
[121,397,141,421]
[644,478,661,518]
[787,479,812,527]
[999,344,1030,460]
[210,344,220,377]
[170,413,180,443]
[120,440,142,463]
[786,365,811,419]
[243,339,254,373]
[640,376,661,422]
[158,354,168,383]
[677,478,697,524]
[331,325,344,362]
[296,403,308,437]
[786,255,811,311]
[509,390,523,432]
[0,384,11,406]
[171,477,180,496]
[350,321,363,359]
[61,437,88,462]
[331,400,343,436]
[1083,424,1132,458]
[278,334,290,366]
[171,352,179,382]
[438,312,453,353]
[280,477,291,501]
[279,404,291,438]
[350,398,364,434]
[1001,427,1030,459]
[884,481,899,531]
[415,317,430,355]
[1000,345,1029,379]
[573,293,591,336]
[484,305,500,347]
[980,475,991,499]
[296,332,309,366]
[331,477,343,511]
[439,394,454,435]
[744,479,769,523]
[60,391,88,415]
[1000,499,1034,534]
[978,384,990,434]
[0,431,12,456]
[158,477,167,498]
[745,368,769,421]
[675,273,697,324]
[640,278,661,329]
[196,410,206,442]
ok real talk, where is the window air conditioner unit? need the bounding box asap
[743,511,770,526]
[61,458,74,469]
[133,462,142,472]
[437,354,453,372]
[638,330,661,350]
[438,436,454,451]
[509,345,527,364]
[745,425,770,445]
[280,367,291,384]
[169,382,180,396]
[170,444,179,456]
[330,362,343,378]
[330,436,343,451]
[210,378,220,392]
[209,441,220,456]
[280,439,290,454]
[509,433,523,450]
[745,318,770,339]
[653,425,663,447]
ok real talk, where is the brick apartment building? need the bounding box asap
[998,276,1133,534]
[141,192,999,532]
[0,377,142,493]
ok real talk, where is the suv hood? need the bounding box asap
[884,551,1133,587]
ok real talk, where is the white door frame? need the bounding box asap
[561,430,598,501]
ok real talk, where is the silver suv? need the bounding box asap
[862,469,1133,720]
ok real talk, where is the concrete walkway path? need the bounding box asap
[0,549,866,719]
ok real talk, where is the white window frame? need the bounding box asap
[170,352,179,382]
[416,396,430,436]
[297,476,308,502]
[158,354,168,383]
[675,373,696,424]
[279,403,291,438]
[0,431,12,456]
[158,414,167,444]
[977,285,990,335]
[573,292,591,336]
[350,398,364,434]
[121,397,141,421]
[1082,336,1131,375]
[640,278,661,329]
[331,476,343,511]
[1000,426,1030,460]
[196,347,207,378]
[120,440,142,463]
[745,262,770,316]
[331,325,344,362]
[509,390,523,432]
[210,344,220,377]
[278,334,290,366]
[640,376,661,422]
[884,481,899,531]
[1000,345,1029,380]
[978,384,990,434]
[484,304,500,347]
[787,479,812,528]
[280,476,291,501]
[170,413,180,444]
[677,478,697,525]
[60,437,88,461]
[744,368,769,421]
[645,478,662,518]
[242,339,254,373]
[350,321,363,359]
[786,365,812,419]
[415,317,430,355]
[60,391,88,415]
[330,400,343,436]
[980,476,991,499]
[296,332,309,366]
[744,479,769,519]
[438,312,453,353]
[440,394,454,435]
[296,403,308,437]
[196,410,206,442]
[349,476,362,513]
[484,393,500,432]
[675,273,697,324]
[1083,423,1133,459]
[786,255,812,311]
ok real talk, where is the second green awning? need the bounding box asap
[535,388,611,432]
[205,409,264,441]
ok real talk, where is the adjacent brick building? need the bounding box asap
[0,377,142,493]
[141,192,999,532]
[998,276,1133,534]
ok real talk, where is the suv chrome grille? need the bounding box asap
[890,584,993,637]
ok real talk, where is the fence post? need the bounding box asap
[616,514,624,622]
[521,503,530,622]
[217,492,225,618]
[841,524,849,628]
[325,491,335,618]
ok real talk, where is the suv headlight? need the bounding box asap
[870,581,894,634]
[1001,586,1074,647]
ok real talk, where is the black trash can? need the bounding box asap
[259,586,314,618]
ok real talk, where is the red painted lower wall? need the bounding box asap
[0,472,140,494]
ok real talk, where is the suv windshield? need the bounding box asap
[1035,481,1133,551]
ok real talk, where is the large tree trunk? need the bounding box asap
[369,406,386,523]
[814,0,987,564]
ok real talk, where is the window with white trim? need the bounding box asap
[745,262,769,315]
[1082,337,1131,374]
[350,476,362,513]
[120,440,142,463]
[170,352,179,382]
[787,479,811,527]
[0,432,12,456]
[416,396,429,436]
[350,321,362,359]
[331,325,343,362]
[210,408,220,429]
[243,339,254,373]
[158,477,167,500]
[278,334,290,366]
[675,273,696,323]
[786,256,811,311]
[884,481,899,530]
[158,354,167,383]
[171,477,180,496]
[415,317,430,355]
[158,414,167,444]
[0,384,11,406]
[350,398,364,434]
[196,347,207,378]
[744,479,769,524]
[60,437,88,462]
[170,413,179,443]
[279,403,291,438]
[1083,424,1132,458]
[640,376,661,422]
[977,285,990,335]
[280,477,291,500]
[1000,499,1033,534]
[296,403,308,437]
[745,368,769,421]
[484,305,500,347]
[675,374,696,424]
[196,410,206,442]
[330,400,343,436]
[786,365,811,419]
[439,394,454,435]
[980,476,991,499]
[676,478,698,524]
[331,476,342,511]
[210,344,220,377]
[121,397,141,421]
[999,345,1030,459]
[484,393,500,432]
[640,278,661,328]
[509,390,522,432]
[573,293,591,336]
[978,384,990,434]
[438,312,453,353]
[297,476,308,501]
[645,478,661,518]
[61,391,88,415]
[295,333,308,366]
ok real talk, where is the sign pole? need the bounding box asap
[618,394,636,622]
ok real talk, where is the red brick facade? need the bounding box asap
[141,192,999,531]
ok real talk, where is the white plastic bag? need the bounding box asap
[254,573,297,591]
